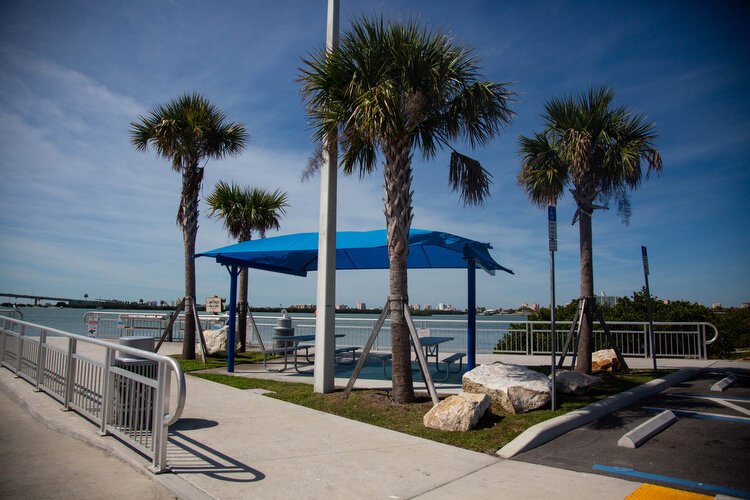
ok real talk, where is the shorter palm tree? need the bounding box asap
[518,86,662,373]
[206,181,288,351]
[130,93,247,360]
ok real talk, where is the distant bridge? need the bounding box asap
[0,292,80,305]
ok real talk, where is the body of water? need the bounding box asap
[6,307,526,353]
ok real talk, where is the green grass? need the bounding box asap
[171,352,268,372]
[186,367,674,455]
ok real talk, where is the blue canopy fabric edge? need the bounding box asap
[196,229,513,277]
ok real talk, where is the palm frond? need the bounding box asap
[520,85,662,223]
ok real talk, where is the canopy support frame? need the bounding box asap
[343,296,439,406]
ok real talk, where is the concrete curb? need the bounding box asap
[0,371,214,500]
[497,367,701,459]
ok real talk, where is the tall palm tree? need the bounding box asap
[518,86,662,373]
[300,16,513,403]
[130,93,248,360]
[206,181,289,352]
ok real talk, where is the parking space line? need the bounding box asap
[669,392,750,403]
[642,406,750,423]
[665,393,750,416]
[592,464,750,498]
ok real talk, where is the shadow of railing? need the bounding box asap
[167,426,265,483]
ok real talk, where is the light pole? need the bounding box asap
[314,0,340,394]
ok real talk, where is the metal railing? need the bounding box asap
[0,307,23,320]
[83,311,718,360]
[0,316,186,472]
[83,311,226,339]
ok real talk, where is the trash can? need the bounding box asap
[273,310,294,348]
[113,336,157,430]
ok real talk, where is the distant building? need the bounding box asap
[409,304,421,311]
[596,292,618,307]
[336,304,350,310]
[437,303,452,311]
[356,302,366,311]
[711,303,723,310]
[424,304,432,311]
[740,302,750,309]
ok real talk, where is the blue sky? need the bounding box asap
[0,0,748,309]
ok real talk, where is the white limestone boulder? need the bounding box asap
[592,349,619,373]
[204,326,239,355]
[423,392,491,432]
[552,370,601,395]
[462,362,551,414]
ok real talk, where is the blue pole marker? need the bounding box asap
[226,264,240,373]
[467,258,477,370]
[593,464,750,498]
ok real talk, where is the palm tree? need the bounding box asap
[518,86,662,373]
[300,16,513,403]
[130,93,248,360]
[206,181,289,352]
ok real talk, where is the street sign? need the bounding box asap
[548,206,557,241]
[641,246,649,276]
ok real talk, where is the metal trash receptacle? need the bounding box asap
[273,310,294,348]
[113,336,157,430]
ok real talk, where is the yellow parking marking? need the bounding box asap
[626,483,713,499]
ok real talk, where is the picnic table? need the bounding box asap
[265,334,348,373]
[414,336,453,371]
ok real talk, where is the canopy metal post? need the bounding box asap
[314,0,340,395]
[226,264,240,373]
[467,258,477,370]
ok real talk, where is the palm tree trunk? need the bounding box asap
[237,268,248,352]
[383,136,415,404]
[179,164,203,360]
[575,208,594,374]
[182,227,197,360]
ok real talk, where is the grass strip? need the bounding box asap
[180,358,672,454]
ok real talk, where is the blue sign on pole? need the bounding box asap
[641,246,649,276]
[548,206,557,251]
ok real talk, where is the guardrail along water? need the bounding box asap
[83,310,718,360]
[0,316,185,472]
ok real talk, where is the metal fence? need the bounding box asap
[83,311,226,340]
[83,311,718,360]
[0,316,186,472]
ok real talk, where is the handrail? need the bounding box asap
[6,317,186,426]
[703,322,719,345]
[0,316,186,471]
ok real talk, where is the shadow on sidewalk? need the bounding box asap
[168,428,264,483]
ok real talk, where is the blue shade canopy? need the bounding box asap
[196,229,513,277]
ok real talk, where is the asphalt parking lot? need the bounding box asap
[514,368,750,498]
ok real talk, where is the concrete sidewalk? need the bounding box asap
[3,346,743,499]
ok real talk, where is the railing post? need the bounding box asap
[99,348,114,436]
[643,325,648,358]
[15,324,25,376]
[526,323,532,355]
[151,361,169,473]
[63,337,77,411]
[0,322,7,364]
[35,329,47,391]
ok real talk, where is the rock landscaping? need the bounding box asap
[462,362,551,414]
[552,369,600,394]
[591,349,620,373]
[423,392,491,432]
